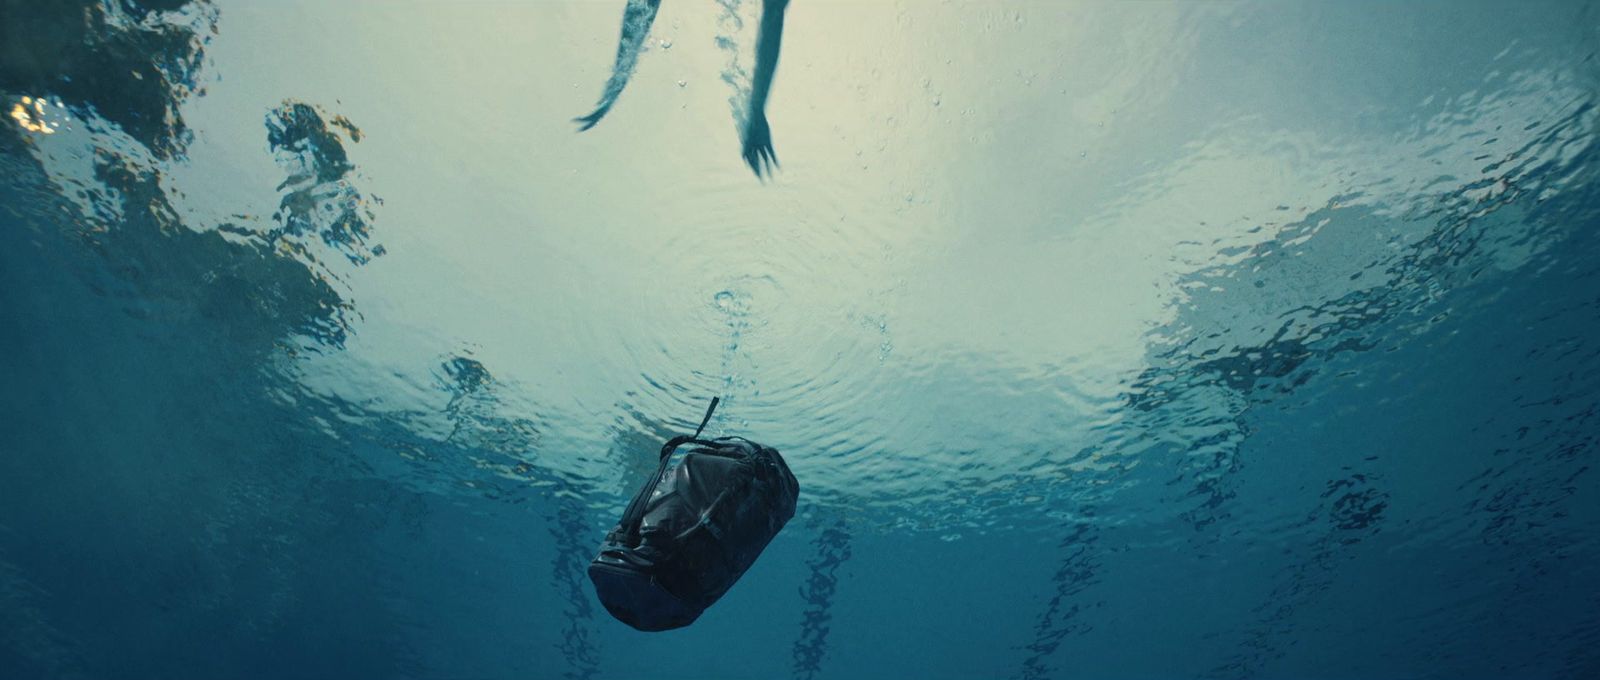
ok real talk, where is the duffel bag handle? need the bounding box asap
[657,396,721,460]
[613,397,724,544]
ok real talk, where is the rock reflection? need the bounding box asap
[0,0,214,158]
[267,100,384,266]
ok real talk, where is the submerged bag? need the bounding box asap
[589,398,799,631]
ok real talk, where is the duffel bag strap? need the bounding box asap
[612,397,723,543]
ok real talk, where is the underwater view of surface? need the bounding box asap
[3,0,1599,678]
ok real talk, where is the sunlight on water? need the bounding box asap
[3,1,1599,678]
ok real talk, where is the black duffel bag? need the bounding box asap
[589,398,800,631]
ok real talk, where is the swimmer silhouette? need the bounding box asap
[574,0,790,179]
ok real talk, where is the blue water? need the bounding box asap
[3,1,1599,678]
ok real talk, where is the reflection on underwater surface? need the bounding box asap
[2,0,1599,678]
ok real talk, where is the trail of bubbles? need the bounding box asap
[714,0,753,129]
[550,503,602,680]
[1014,516,1101,680]
[791,517,852,680]
[1205,472,1390,679]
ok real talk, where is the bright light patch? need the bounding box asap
[9,96,62,135]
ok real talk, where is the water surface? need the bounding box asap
[2,1,1598,678]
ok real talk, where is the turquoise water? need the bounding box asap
[2,1,1598,678]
